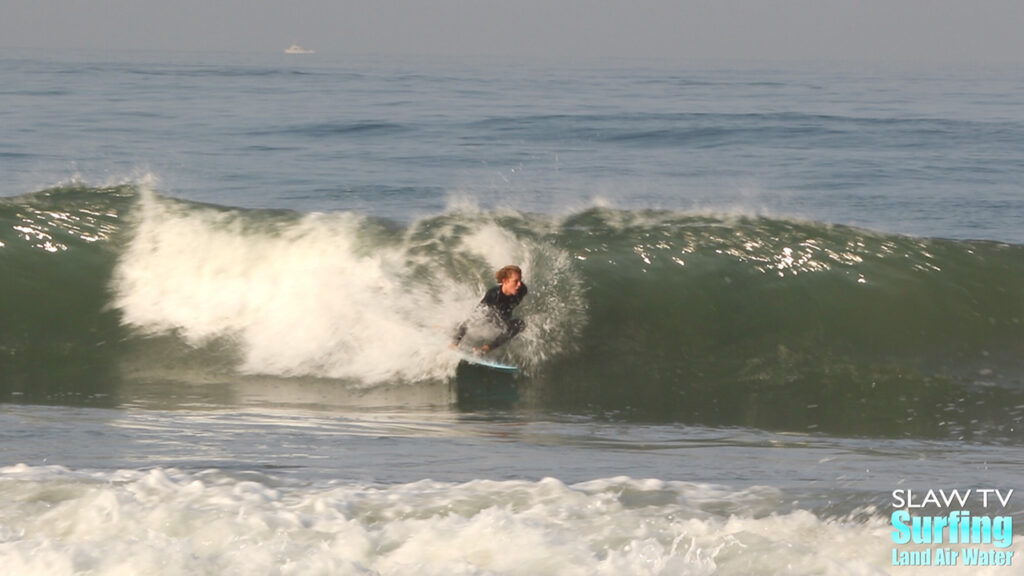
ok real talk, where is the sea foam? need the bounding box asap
[112,186,584,383]
[0,464,951,576]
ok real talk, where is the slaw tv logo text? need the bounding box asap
[891,488,1014,568]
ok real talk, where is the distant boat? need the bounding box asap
[284,44,315,55]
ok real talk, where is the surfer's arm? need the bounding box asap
[451,321,468,347]
[453,290,497,346]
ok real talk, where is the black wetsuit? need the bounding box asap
[453,283,528,350]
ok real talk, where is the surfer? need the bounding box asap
[452,265,528,354]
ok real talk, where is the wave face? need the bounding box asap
[544,210,1024,438]
[2,184,1022,437]
[0,185,128,403]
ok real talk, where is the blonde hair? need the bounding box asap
[495,265,522,282]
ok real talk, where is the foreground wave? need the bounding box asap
[0,464,904,576]
[2,183,1022,438]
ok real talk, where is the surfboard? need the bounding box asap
[454,350,519,373]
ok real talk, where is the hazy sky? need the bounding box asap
[4,0,1024,65]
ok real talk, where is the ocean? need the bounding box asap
[1,50,1022,574]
